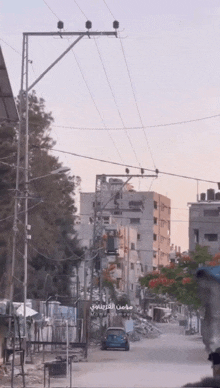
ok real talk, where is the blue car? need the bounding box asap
[101,327,130,351]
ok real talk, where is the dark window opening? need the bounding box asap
[129,200,143,208]
[153,234,157,241]
[137,233,141,240]
[154,217,157,225]
[131,242,135,250]
[130,263,134,270]
[130,218,140,224]
[204,209,219,217]
[194,229,199,243]
[204,234,218,242]
[154,201,157,209]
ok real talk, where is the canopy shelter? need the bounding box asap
[0,46,19,123]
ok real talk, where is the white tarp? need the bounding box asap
[16,304,38,317]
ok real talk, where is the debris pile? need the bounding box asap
[130,315,162,341]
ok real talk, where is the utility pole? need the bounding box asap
[16,22,119,349]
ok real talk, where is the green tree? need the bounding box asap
[0,91,83,300]
[0,124,17,295]
[140,245,213,310]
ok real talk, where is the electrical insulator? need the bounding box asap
[113,20,119,29]
[86,20,92,29]
[141,168,144,174]
[57,21,64,30]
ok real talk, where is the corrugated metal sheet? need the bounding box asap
[0,46,19,123]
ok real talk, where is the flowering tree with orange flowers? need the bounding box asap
[140,245,216,309]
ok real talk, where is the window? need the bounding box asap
[153,233,157,241]
[154,201,157,209]
[154,217,157,225]
[204,209,219,217]
[130,218,140,224]
[131,242,135,250]
[103,216,110,225]
[204,234,218,241]
[129,201,143,208]
[161,203,165,211]
[93,201,101,208]
[130,263,134,270]
[131,283,134,291]
[117,263,121,269]
[194,229,199,243]
[153,250,157,258]
[137,233,141,241]
[113,211,122,215]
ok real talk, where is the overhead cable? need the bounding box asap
[118,33,156,170]
[52,113,220,131]
[48,146,218,184]
[94,38,141,166]
[72,50,124,162]
[42,0,60,20]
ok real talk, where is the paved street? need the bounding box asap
[51,322,212,388]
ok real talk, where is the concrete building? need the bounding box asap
[79,177,171,273]
[189,188,220,256]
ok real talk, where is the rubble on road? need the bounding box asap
[130,315,162,341]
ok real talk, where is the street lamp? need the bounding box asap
[28,166,70,182]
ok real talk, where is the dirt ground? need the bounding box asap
[0,347,86,387]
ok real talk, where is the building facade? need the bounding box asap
[78,177,171,273]
[189,189,220,256]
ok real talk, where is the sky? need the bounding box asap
[1,0,220,251]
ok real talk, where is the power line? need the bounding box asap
[0,200,43,223]
[0,37,21,56]
[73,0,88,20]
[94,38,141,167]
[42,0,60,20]
[72,50,124,162]
[102,0,116,19]
[52,113,220,131]
[48,146,218,184]
[118,33,156,170]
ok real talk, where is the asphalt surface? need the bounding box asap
[50,322,212,388]
[0,322,213,388]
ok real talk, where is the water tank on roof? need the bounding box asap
[200,193,206,201]
[207,189,215,201]
[216,192,220,200]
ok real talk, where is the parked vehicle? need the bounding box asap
[101,327,130,351]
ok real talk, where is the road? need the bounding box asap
[51,322,212,388]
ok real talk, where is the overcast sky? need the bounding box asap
[1,0,220,251]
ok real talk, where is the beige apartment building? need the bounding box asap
[79,177,171,273]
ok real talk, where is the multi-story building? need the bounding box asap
[189,188,220,256]
[79,177,171,273]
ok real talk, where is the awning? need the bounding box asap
[0,46,19,123]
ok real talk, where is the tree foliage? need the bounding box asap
[140,245,215,309]
[0,124,17,292]
[0,91,83,300]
